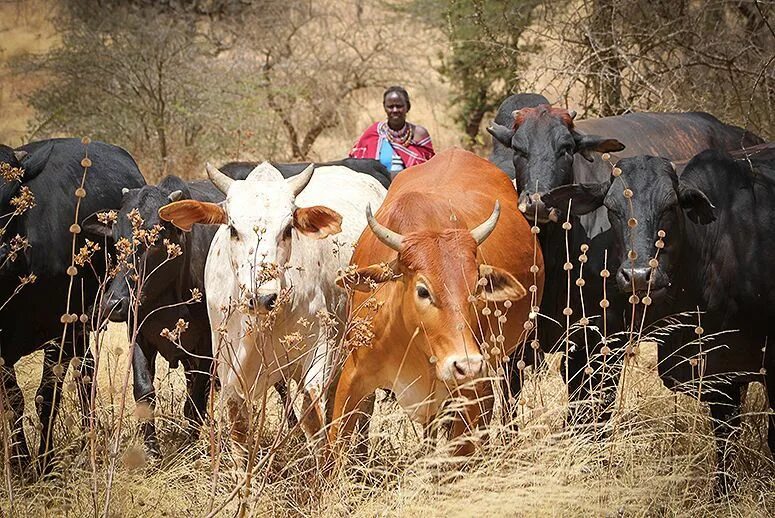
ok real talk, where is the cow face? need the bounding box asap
[159,162,342,315]
[339,203,527,385]
[84,183,188,322]
[488,105,624,223]
[542,156,716,301]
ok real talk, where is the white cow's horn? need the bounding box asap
[470,201,501,245]
[366,204,403,251]
[206,162,234,194]
[287,164,315,197]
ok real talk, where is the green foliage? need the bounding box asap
[403,0,540,147]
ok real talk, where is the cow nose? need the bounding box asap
[444,355,484,382]
[518,192,557,222]
[617,267,651,293]
[257,293,278,311]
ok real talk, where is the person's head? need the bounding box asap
[383,86,410,128]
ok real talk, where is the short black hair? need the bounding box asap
[383,86,411,111]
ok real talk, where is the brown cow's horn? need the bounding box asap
[287,164,315,197]
[470,201,501,245]
[206,162,234,194]
[366,204,403,251]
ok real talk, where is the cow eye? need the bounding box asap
[416,285,431,300]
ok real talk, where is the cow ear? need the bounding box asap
[678,186,716,225]
[81,212,114,239]
[477,264,527,302]
[337,261,400,292]
[541,182,609,216]
[158,200,227,232]
[293,205,342,239]
[487,123,516,147]
[573,133,625,162]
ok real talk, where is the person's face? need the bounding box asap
[384,92,408,126]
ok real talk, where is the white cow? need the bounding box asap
[159,162,386,447]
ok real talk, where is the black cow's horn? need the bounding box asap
[206,162,234,194]
[121,187,130,196]
[470,201,501,245]
[13,150,27,162]
[287,164,315,197]
[366,204,403,251]
[168,190,183,202]
[569,109,577,120]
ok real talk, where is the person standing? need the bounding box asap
[349,86,434,176]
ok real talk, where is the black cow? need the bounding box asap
[488,93,551,178]
[487,98,764,430]
[0,138,144,473]
[543,147,775,491]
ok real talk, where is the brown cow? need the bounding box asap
[329,148,543,459]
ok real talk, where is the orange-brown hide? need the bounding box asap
[330,147,544,450]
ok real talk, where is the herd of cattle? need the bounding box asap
[0,93,773,490]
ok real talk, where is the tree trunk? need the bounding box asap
[587,0,624,116]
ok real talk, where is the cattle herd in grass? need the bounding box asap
[0,93,773,493]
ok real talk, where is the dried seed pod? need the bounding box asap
[482,307,491,316]
[518,398,526,406]
[648,258,659,268]
[575,278,586,287]
[689,358,699,367]
[517,360,526,370]
[529,284,538,293]
[81,136,91,145]
[584,366,593,375]
[628,250,637,260]
[562,222,572,231]
[628,217,637,228]
[600,299,610,309]
[600,269,610,278]
[531,193,541,202]
[602,153,611,161]
[629,295,639,304]
[580,244,589,252]
[75,187,87,198]
[563,262,573,271]
[612,167,622,177]
[531,226,540,234]
[695,326,704,336]
[80,314,89,323]
[658,230,666,238]
[578,254,588,263]
[494,309,502,317]
[504,300,513,309]
[69,224,81,234]
[579,317,589,326]
[498,315,507,323]
[35,395,43,404]
[67,266,78,276]
[642,296,652,306]
[531,340,540,350]
[562,307,573,316]
[524,320,534,331]
[601,346,611,356]
[655,239,665,249]
[429,355,437,364]
[529,265,539,274]
[623,188,633,198]
[81,158,92,168]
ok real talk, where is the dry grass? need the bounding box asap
[4,330,774,517]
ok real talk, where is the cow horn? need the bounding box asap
[286,163,315,197]
[168,190,183,202]
[121,187,130,196]
[366,204,404,251]
[13,150,27,162]
[470,201,501,245]
[206,162,234,194]
[569,109,577,120]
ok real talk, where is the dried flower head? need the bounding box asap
[10,186,35,215]
[97,210,118,226]
[74,239,101,266]
[0,162,24,183]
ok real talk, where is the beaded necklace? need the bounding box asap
[386,123,413,147]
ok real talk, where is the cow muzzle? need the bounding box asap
[518,192,559,224]
[246,292,279,314]
[104,295,130,322]
[440,354,484,383]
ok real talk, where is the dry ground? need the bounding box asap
[3,326,774,517]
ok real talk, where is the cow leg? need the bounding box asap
[182,356,212,440]
[132,338,160,457]
[448,380,495,457]
[36,345,66,475]
[273,381,299,429]
[327,357,377,467]
[2,362,31,472]
[709,383,743,495]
